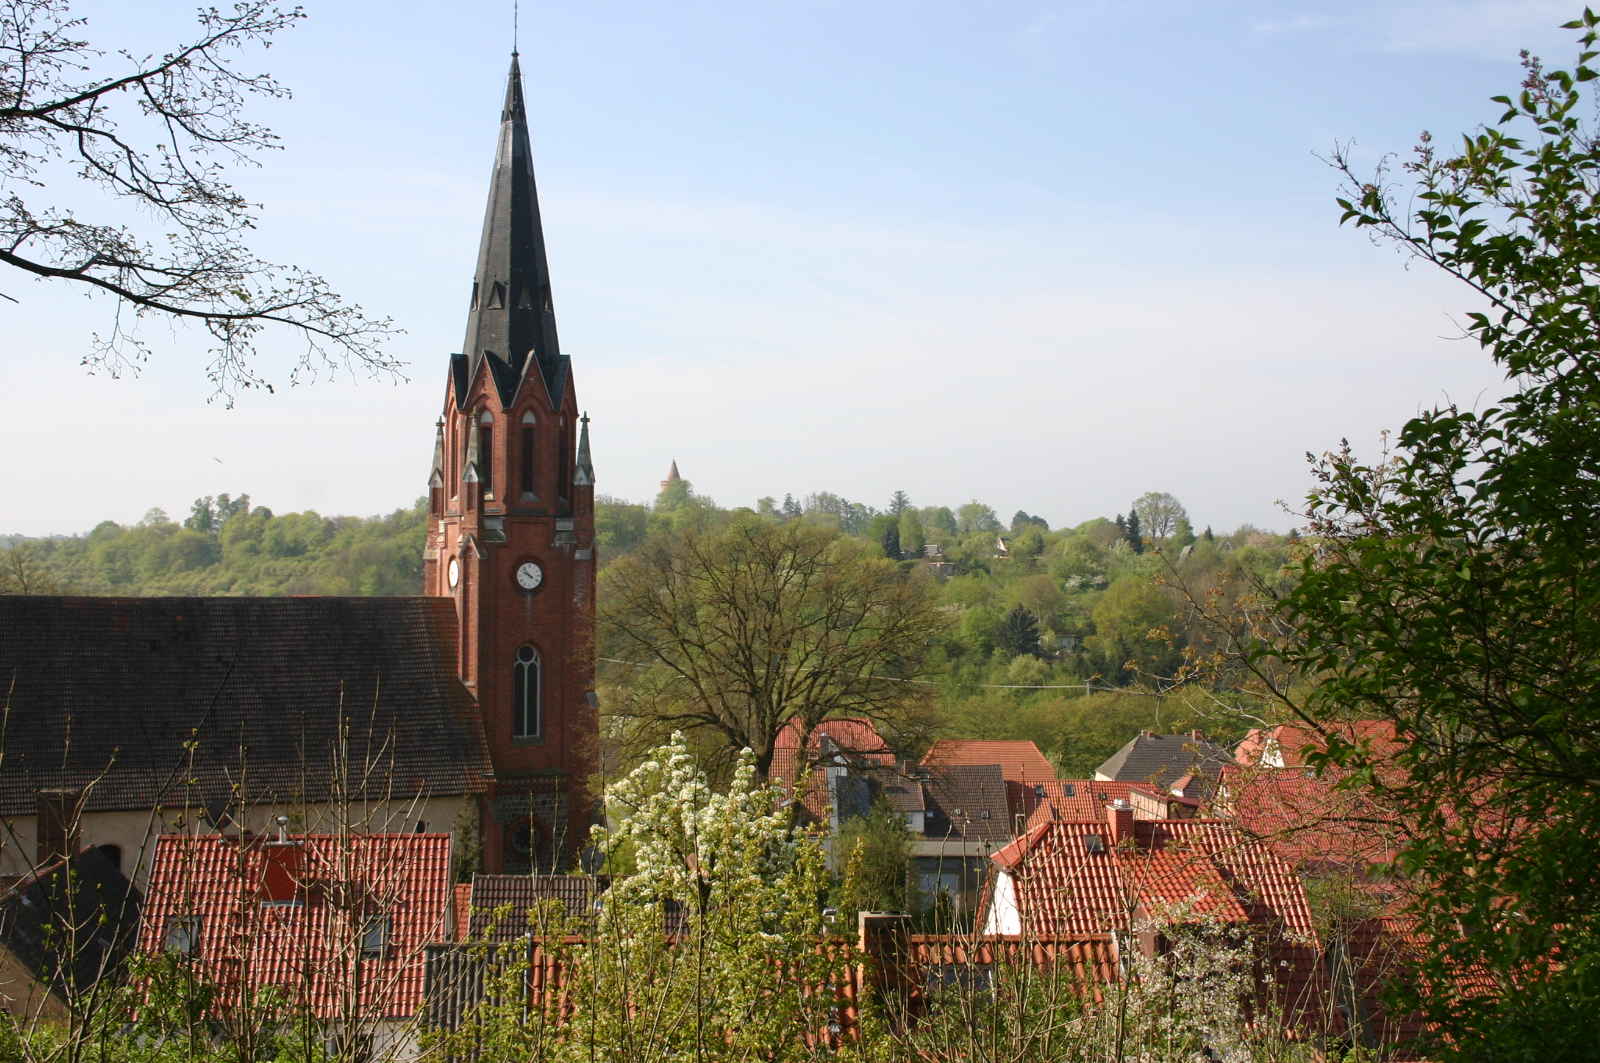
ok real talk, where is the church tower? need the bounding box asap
[423,53,597,874]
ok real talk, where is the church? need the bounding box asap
[0,54,597,886]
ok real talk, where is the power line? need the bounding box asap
[595,656,1154,694]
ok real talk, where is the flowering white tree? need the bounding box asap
[569,733,844,1062]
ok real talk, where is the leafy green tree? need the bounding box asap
[898,508,926,558]
[833,797,913,928]
[921,505,958,540]
[879,518,901,560]
[1130,491,1187,543]
[1086,574,1176,682]
[1124,506,1144,555]
[185,496,217,534]
[1276,21,1600,1055]
[1009,510,1048,533]
[595,495,651,559]
[598,515,942,779]
[995,605,1041,658]
[956,500,1000,534]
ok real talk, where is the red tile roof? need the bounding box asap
[1018,780,1162,831]
[771,717,896,784]
[989,818,1315,942]
[922,740,1055,788]
[1216,763,1407,873]
[139,833,452,1019]
[1234,720,1402,768]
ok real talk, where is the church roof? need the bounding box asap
[0,596,492,816]
[455,53,567,410]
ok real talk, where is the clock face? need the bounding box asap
[515,561,544,590]
[447,558,460,589]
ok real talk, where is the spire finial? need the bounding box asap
[513,0,519,56]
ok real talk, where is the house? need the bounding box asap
[980,802,1314,943]
[138,831,453,1059]
[1015,779,1186,833]
[777,719,1012,919]
[1094,730,1231,799]
[0,53,600,887]
[1233,720,1403,769]
[1213,763,1406,877]
[0,846,140,1021]
[920,739,1056,824]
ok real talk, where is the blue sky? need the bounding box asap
[1,1,1580,536]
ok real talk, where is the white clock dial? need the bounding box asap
[516,561,544,590]
[447,558,460,589]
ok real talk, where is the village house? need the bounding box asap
[138,830,453,1060]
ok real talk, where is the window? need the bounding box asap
[478,411,494,494]
[519,412,536,495]
[360,916,388,959]
[556,421,570,501]
[165,915,202,957]
[512,644,541,738]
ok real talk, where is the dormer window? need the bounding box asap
[165,915,202,957]
[360,916,388,959]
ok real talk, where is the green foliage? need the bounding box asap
[598,514,943,779]
[1287,18,1600,1055]
[994,605,1041,658]
[832,798,914,929]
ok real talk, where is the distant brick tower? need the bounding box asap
[423,53,597,874]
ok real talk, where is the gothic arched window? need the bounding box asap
[519,411,537,497]
[478,410,494,494]
[512,644,541,738]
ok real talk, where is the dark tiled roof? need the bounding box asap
[1095,733,1231,794]
[0,596,491,815]
[921,764,1012,844]
[466,874,605,941]
[0,847,140,1001]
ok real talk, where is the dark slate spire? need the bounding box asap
[456,53,564,409]
[574,411,594,487]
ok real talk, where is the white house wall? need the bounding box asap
[982,870,1021,935]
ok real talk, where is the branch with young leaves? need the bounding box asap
[0,0,400,400]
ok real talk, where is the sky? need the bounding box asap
[1,0,1581,537]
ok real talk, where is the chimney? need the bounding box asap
[1106,799,1134,846]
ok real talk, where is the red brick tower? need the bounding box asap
[423,53,597,873]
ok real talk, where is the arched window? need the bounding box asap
[478,410,494,494]
[512,644,541,738]
[519,411,537,496]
